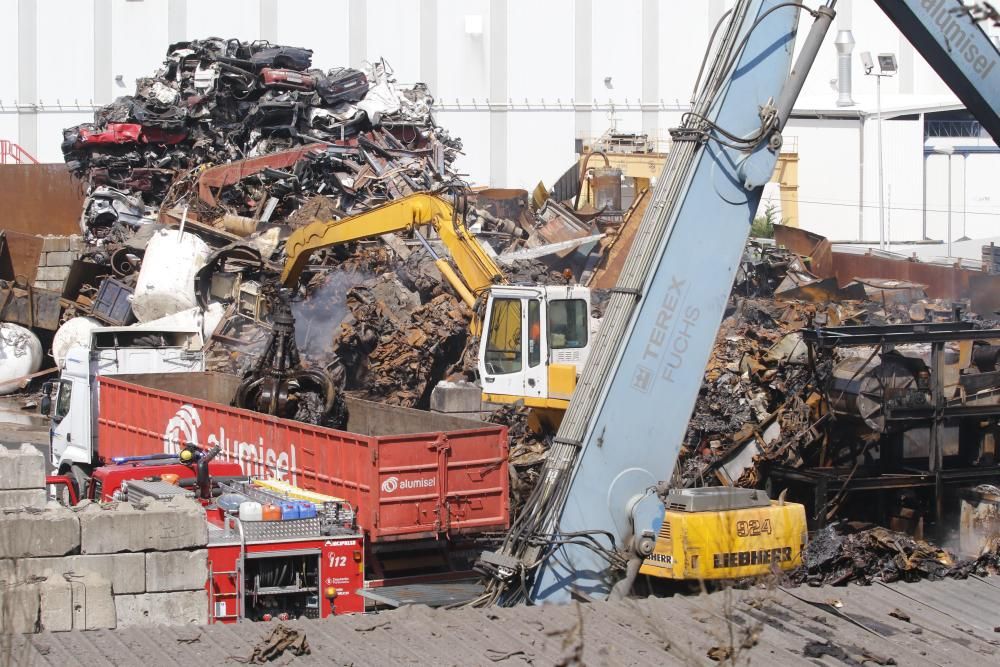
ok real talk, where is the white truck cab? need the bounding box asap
[47,327,205,476]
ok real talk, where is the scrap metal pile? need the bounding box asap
[678,241,988,489]
[326,273,472,407]
[54,38,482,423]
[791,524,1000,586]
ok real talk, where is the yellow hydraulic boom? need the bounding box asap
[280,193,506,309]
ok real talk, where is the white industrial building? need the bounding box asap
[1,0,997,249]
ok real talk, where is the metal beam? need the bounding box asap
[259,0,278,43]
[489,0,508,187]
[574,0,592,144]
[349,0,367,69]
[17,0,37,156]
[419,0,438,95]
[641,0,659,137]
[93,0,112,106]
[167,0,187,45]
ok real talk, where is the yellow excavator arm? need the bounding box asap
[280,193,506,308]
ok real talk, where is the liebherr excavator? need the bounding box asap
[472,0,1000,604]
[281,191,595,428]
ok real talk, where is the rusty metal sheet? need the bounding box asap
[776,225,983,301]
[531,200,595,259]
[0,231,16,280]
[970,273,1000,315]
[0,164,85,236]
[832,252,972,301]
[0,230,44,284]
[774,275,866,303]
[0,284,63,331]
[197,144,325,206]
[774,224,834,277]
[589,187,650,290]
[472,188,533,228]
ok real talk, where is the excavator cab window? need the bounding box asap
[548,299,588,350]
[484,298,523,375]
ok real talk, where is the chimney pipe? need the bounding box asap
[835,29,856,107]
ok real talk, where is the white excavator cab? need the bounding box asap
[478,284,594,422]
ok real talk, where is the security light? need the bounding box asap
[860,51,874,73]
[877,53,898,74]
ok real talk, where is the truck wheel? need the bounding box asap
[68,464,92,503]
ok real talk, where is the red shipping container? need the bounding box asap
[96,373,509,542]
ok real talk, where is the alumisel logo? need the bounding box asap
[380,476,436,494]
[163,405,201,453]
[160,405,298,485]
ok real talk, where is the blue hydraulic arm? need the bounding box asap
[474,0,836,605]
[874,0,1000,145]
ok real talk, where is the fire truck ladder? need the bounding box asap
[0,140,39,164]
[207,560,243,623]
[207,518,247,623]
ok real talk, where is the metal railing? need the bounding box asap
[0,140,39,164]
[925,120,984,138]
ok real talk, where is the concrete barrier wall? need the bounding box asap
[0,445,209,633]
[33,235,83,292]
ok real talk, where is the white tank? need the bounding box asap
[132,229,211,323]
[51,316,102,367]
[0,324,43,395]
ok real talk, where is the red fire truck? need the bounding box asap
[89,449,367,623]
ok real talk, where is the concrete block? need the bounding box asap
[0,443,47,490]
[72,575,116,630]
[145,550,207,592]
[0,559,15,583]
[45,251,75,266]
[79,498,207,554]
[0,582,40,633]
[68,235,84,253]
[38,574,115,631]
[0,507,80,558]
[430,380,484,414]
[35,265,70,282]
[41,236,70,252]
[0,488,48,509]
[20,553,145,594]
[114,591,208,626]
[38,577,73,632]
